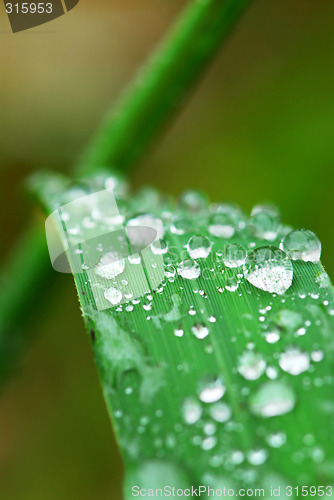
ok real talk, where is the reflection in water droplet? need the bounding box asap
[267,432,286,448]
[201,436,217,451]
[177,259,201,280]
[210,402,232,423]
[249,381,296,418]
[244,246,293,295]
[209,213,235,238]
[280,229,321,262]
[249,211,280,241]
[311,350,324,362]
[198,376,226,403]
[170,217,193,235]
[151,239,168,255]
[104,286,123,305]
[174,328,184,338]
[179,190,208,213]
[265,328,280,344]
[187,235,212,259]
[279,347,310,375]
[224,244,247,268]
[182,397,202,424]
[164,264,176,279]
[95,251,125,279]
[191,323,210,340]
[247,448,268,465]
[237,351,266,380]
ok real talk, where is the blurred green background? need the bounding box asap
[0,0,333,498]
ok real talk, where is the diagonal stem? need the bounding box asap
[77,0,252,174]
[0,0,253,382]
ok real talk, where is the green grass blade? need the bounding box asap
[36,172,334,497]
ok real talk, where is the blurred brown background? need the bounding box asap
[0,1,333,498]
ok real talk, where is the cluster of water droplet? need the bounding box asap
[59,174,333,485]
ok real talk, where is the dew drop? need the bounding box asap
[237,351,266,380]
[187,235,212,259]
[201,436,217,451]
[179,190,208,213]
[266,432,286,448]
[209,402,232,423]
[209,213,235,238]
[230,450,245,465]
[249,381,296,418]
[224,244,247,268]
[251,203,280,219]
[225,268,239,292]
[247,449,268,466]
[191,323,210,340]
[95,251,125,279]
[164,264,176,279]
[198,376,226,403]
[243,246,293,295]
[280,229,321,263]
[279,347,310,375]
[151,239,168,255]
[127,213,165,243]
[182,397,202,424]
[177,259,201,280]
[265,328,280,344]
[311,350,324,362]
[249,212,280,241]
[128,254,141,265]
[170,217,193,235]
[174,328,184,338]
[104,286,123,305]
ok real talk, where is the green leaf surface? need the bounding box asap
[34,171,334,497]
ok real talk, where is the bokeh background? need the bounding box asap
[0,0,333,498]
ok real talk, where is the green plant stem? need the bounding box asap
[77,0,253,174]
[0,222,53,379]
[0,0,253,382]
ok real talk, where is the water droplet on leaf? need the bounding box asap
[244,246,293,295]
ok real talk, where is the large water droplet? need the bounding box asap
[237,351,266,380]
[251,203,280,219]
[249,212,280,241]
[127,213,165,243]
[170,217,193,235]
[192,323,210,340]
[267,432,286,448]
[179,190,208,213]
[247,448,268,466]
[208,213,235,238]
[187,235,212,259]
[177,259,201,280]
[280,229,321,262]
[249,381,296,418]
[151,239,168,255]
[198,376,226,403]
[182,397,203,424]
[104,286,123,305]
[225,268,239,292]
[95,251,125,279]
[224,244,247,268]
[164,264,176,280]
[244,246,293,295]
[279,347,310,375]
[209,402,232,422]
